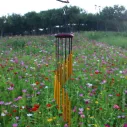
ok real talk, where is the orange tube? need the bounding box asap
[56,71,59,105]
[54,72,57,100]
[58,82,60,109]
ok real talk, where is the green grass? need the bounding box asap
[0,32,127,127]
[83,31,127,49]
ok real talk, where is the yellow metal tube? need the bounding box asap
[58,82,60,109]
[54,72,57,100]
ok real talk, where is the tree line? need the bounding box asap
[0,5,127,36]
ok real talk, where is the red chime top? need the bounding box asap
[55,33,74,38]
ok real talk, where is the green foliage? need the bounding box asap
[1,5,127,36]
[11,39,26,49]
[0,32,127,126]
[83,31,127,49]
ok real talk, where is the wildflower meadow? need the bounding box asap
[0,32,127,127]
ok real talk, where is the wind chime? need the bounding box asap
[54,0,73,126]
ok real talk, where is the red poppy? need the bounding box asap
[95,70,99,74]
[45,77,49,80]
[116,93,120,96]
[31,107,38,111]
[10,84,14,87]
[13,109,17,112]
[39,86,43,88]
[34,104,40,109]
[35,81,40,85]
[99,108,103,110]
[46,103,51,108]
[14,72,18,75]
[8,113,12,117]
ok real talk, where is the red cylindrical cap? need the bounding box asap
[55,33,74,38]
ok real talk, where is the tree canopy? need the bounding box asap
[0,5,127,36]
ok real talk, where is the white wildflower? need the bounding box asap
[45,86,48,89]
[86,83,93,87]
[27,113,33,117]
[31,83,36,86]
[119,71,123,74]
[1,112,6,116]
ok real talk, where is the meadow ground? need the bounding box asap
[0,32,127,127]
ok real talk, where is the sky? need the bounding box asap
[0,0,127,17]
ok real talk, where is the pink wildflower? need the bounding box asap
[12,123,18,127]
[80,114,85,118]
[64,124,68,127]
[124,124,127,127]
[73,106,76,112]
[105,124,110,127]
[113,104,120,109]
